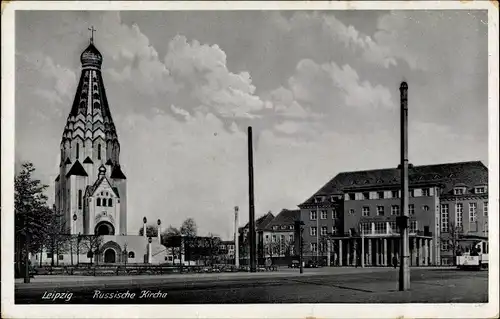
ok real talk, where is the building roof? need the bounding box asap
[65,160,88,177]
[264,209,300,231]
[240,211,275,232]
[83,156,94,164]
[299,161,488,207]
[110,165,127,179]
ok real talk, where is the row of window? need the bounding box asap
[96,197,113,207]
[309,209,339,220]
[359,221,417,234]
[345,188,433,201]
[266,234,294,242]
[454,186,487,195]
[309,226,339,236]
[440,202,487,232]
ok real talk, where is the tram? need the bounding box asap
[456,237,488,270]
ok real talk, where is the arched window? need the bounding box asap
[102,198,107,207]
[96,198,101,206]
[76,143,80,159]
[108,198,113,207]
[128,251,135,258]
[98,144,101,160]
[78,190,83,209]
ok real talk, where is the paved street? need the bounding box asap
[15,267,488,304]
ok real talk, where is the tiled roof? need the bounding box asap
[110,165,126,179]
[240,212,275,232]
[65,160,88,177]
[264,209,300,230]
[300,161,488,206]
[85,176,120,198]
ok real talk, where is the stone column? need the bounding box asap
[327,239,331,266]
[429,239,433,265]
[368,239,372,266]
[346,240,350,266]
[339,239,343,266]
[422,239,427,266]
[410,238,415,266]
[416,238,421,266]
[383,238,388,266]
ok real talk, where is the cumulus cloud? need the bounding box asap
[164,35,265,119]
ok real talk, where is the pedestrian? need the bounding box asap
[392,256,397,269]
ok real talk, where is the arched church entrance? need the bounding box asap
[95,221,115,236]
[104,248,116,263]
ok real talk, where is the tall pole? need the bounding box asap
[234,206,240,268]
[316,206,319,262]
[248,126,257,273]
[399,81,411,291]
[361,223,365,268]
[157,219,162,244]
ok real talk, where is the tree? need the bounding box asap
[180,218,197,237]
[45,209,71,266]
[138,224,158,237]
[440,221,464,265]
[14,163,52,276]
[80,235,104,265]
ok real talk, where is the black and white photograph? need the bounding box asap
[1,1,498,318]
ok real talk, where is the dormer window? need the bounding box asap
[475,186,486,194]
[454,187,466,195]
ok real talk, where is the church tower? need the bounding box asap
[54,28,127,236]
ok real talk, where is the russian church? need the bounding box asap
[34,29,168,265]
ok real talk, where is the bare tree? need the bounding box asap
[138,224,158,237]
[440,221,464,265]
[180,218,198,237]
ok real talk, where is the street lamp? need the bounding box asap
[71,213,77,266]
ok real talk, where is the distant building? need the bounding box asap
[261,209,300,263]
[298,161,488,266]
[238,211,274,264]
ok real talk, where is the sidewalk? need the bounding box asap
[15,266,455,287]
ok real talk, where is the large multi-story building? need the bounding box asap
[298,161,488,266]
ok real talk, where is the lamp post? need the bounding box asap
[148,236,152,264]
[71,213,77,266]
[157,219,162,244]
[234,206,240,268]
[77,232,81,265]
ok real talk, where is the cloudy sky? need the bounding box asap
[15,10,488,239]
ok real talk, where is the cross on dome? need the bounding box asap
[88,26,96,44]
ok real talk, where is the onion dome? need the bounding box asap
[80,43,103,69]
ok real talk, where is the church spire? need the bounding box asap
[60,30,122,170]
[88,26,96,44]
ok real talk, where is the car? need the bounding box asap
[288,260,300,268]
[305,260,318,268]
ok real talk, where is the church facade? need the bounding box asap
[32,31,168,265]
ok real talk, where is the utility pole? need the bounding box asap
[316,206,319,262]
[248,127,257,273]
[234,206,240,268]
[398,81,411,291]
[360,223,365,268]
